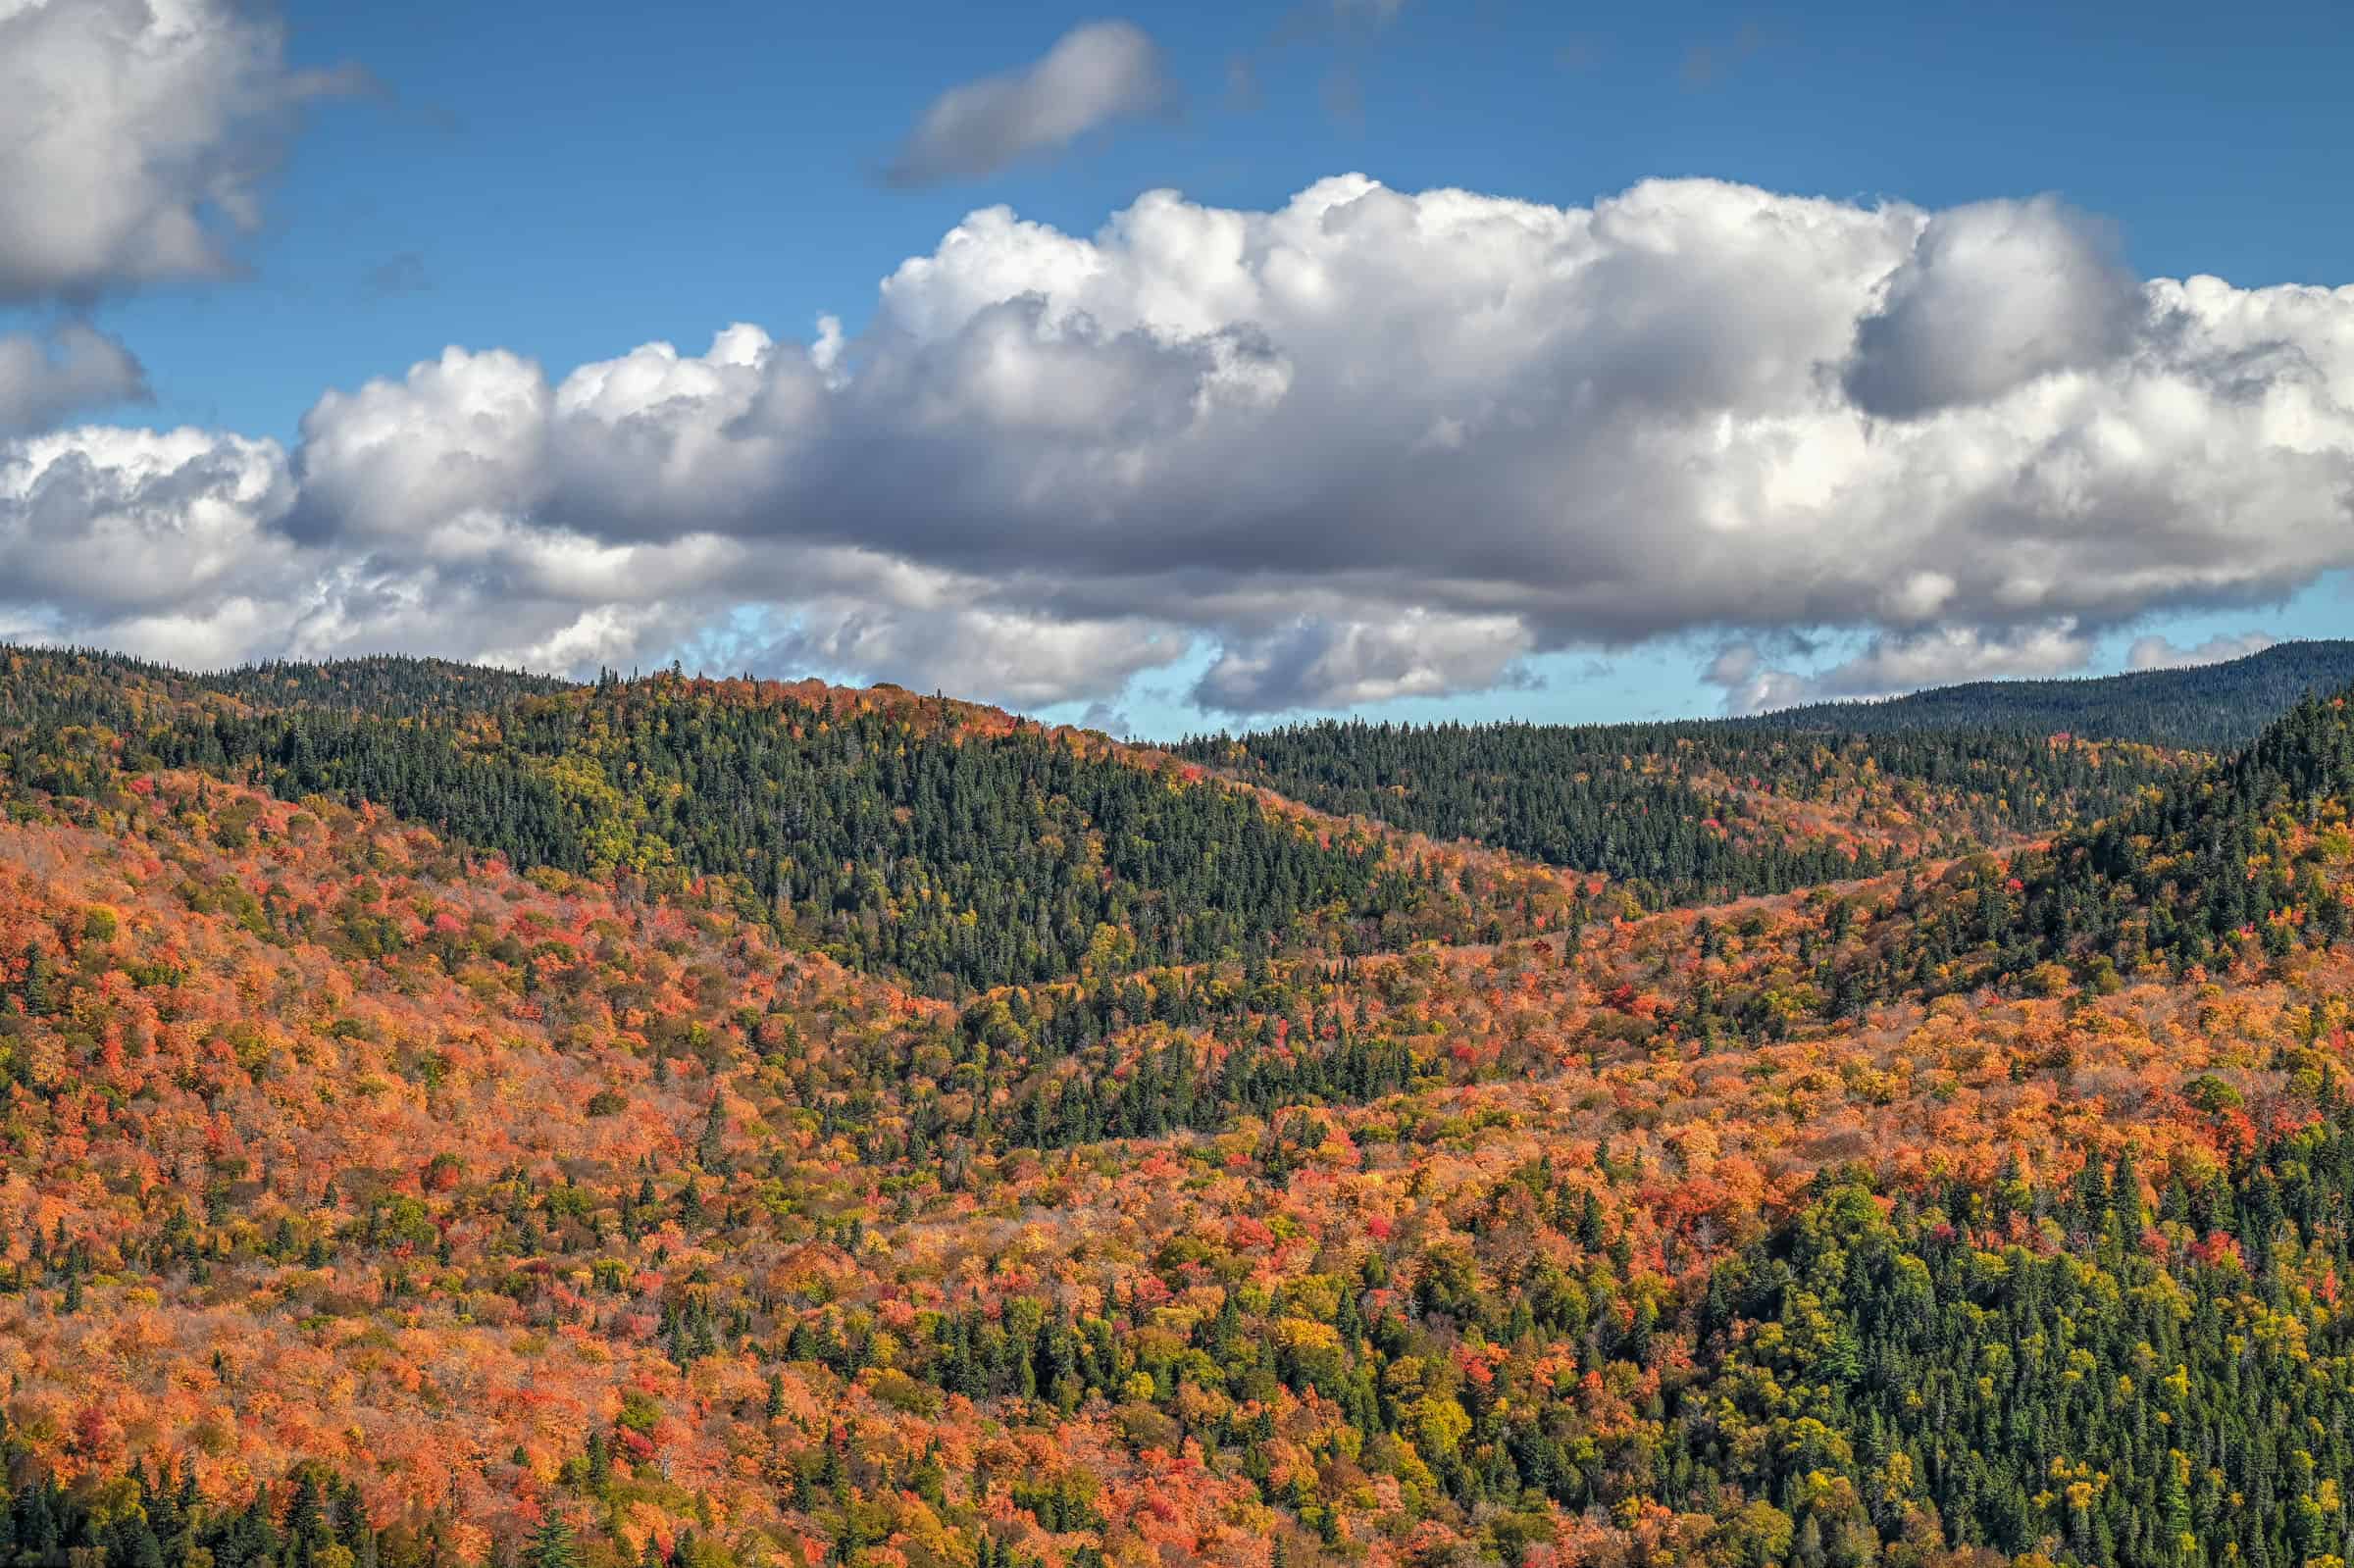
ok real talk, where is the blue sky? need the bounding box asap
[2,0,2350,737]
[114,0,2354,439]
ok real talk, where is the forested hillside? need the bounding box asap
[3,647,2354,1568]
[1178,720,2185,906]
[4,653,1585,994]
[1752,639,2354,747]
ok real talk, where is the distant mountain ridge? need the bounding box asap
[15,636,2348,752]
[1750,638,2354,747]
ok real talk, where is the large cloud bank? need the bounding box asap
[6,173,2353,715]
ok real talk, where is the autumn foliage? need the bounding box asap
[1,651,2352,1568]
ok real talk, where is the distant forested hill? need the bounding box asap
[1751,638,2354,746]
[1176,719,2187,902]
[2,652,1515,993]
[0,644,571,725]
[1176,645,2354,894]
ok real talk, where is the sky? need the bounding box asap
[2,0,2350,740]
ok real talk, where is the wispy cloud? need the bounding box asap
[883,22,1173,187]
[0,324,148,432]
[2126,632,2277,672]
[361,252,433,300]
[1680,21,1773,88]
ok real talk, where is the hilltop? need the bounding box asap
[1749,638,2354,747]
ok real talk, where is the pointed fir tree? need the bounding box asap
[525,1516,581,1568]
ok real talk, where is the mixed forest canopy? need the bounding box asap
[1176,720,2183,908]
[1,640,2353,1568]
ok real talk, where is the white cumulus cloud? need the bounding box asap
[5,174,2354,716]
[1842,196,2142,418]
[0,0,358,434]
[0,0,359,301]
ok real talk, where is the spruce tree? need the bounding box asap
[525,1516,581,1568]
